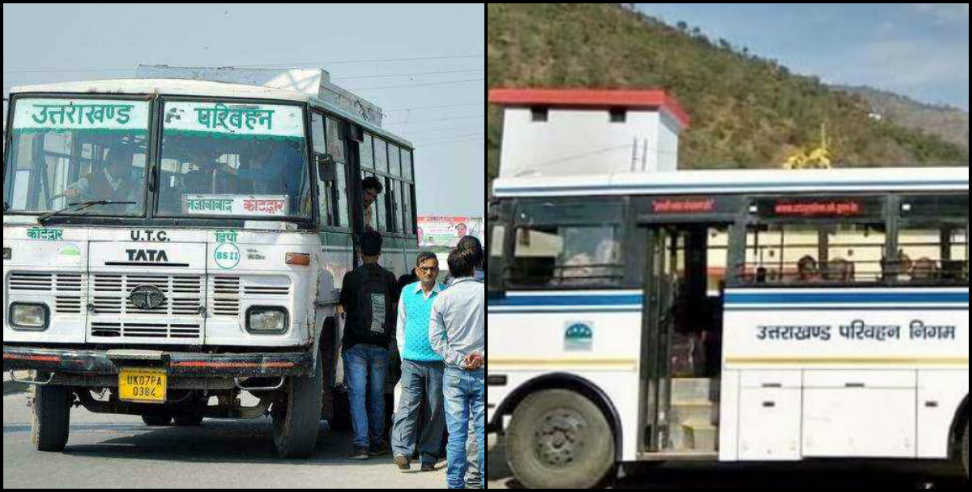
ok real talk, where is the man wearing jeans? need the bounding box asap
[454,236,485,488]
[429,248,485,489]
[391,252,446,472]
[339,230,399,459]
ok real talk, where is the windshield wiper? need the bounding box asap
[36,200,135,225]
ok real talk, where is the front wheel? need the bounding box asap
[31,381,72,452]
[506,389,615,489]
[141,413,173,426]
[271,353,323,458]
[173,413,204,426]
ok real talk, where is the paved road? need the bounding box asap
[487,432,967,489]
[3,387,448,489]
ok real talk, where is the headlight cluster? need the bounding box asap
[9,303,49,330]
[246,307,288,334]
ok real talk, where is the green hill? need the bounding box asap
[830,84,969,151]
[487,4,968,187]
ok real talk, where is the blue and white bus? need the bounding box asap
[486,166,969,488]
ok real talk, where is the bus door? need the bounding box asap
[638,225,680,452]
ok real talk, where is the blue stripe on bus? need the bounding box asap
[490,295,643,306]
[724,292,969,304]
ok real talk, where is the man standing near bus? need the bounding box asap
[339,230,399,459]
[429,248,485,489]
[362,176,383,231]
[454,235,485,488]
[391,252,446,472]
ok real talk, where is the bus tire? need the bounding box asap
[963,418,969,480]
[31,381,71,452]
[141,413,173,426]
[506,389,615,489]
[271,353,323,458]
[173,413,204,426]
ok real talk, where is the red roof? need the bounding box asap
[488,88,690,128]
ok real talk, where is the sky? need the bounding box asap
[638,3,970,112]
[2,3,485,217]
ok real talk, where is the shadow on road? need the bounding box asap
[488,432,967,489]
[36,417,439,468]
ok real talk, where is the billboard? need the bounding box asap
[417,216,483,248]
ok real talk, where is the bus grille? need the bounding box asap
[9,272,83,313]
[92,274,203,316]
[90,322,201,339]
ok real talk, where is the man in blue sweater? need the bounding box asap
[391,251,446,471]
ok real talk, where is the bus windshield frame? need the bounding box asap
[155,96,313,223]
[3,93,317,229]
[3,94,152,218]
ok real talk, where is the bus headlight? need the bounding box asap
[9,303,49,330]
[246,307,288,334]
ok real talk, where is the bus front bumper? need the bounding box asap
[2,344,313,378]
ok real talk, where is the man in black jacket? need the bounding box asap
[339,230,400,459]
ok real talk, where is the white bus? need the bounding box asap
[487,167,969,487]
[2,74,420,457]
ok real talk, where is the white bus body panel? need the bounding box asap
[720,287,969,461]
[4,225,331,348]
[488,290,643,461]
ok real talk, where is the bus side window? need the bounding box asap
[897,225,968,283]
[744,222,885,284]
[310,112,335,226]
[896,194,969,284]
[325,116,349,228]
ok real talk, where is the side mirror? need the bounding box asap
[316,153,336,181]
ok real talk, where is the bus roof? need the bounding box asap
[492,167,970,197]
[8,78,413,148]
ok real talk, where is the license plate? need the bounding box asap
[118,368,167,403]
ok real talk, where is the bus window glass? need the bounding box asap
[335,161,349,227]
[311,113,334,226]
[402,149,412,181]
[376,176,388,232]
[510,224,623,288]
[4,97,150,216]
[360,133,374,170]
[389,143,401,176]
[743,223,885,284]
[157,100,310,218]
[390,179,403,233]
[374,137,388,174]
[406,183,416,234]
[707,227,729,295]
[311,113,326,154]
[325,117,345,165]
[897,224,968,283]
[399,180,411,235]
[362,171,380,231]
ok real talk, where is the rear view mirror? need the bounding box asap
[317,153,336,181]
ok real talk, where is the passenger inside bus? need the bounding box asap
[62,144,142,212]
[911,257,937,280]
[824,257,854,282]
[795,255,821,282]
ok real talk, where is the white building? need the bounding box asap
[489,88,690,178]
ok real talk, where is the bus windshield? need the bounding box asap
[157,100,311,219]
[3,97,150,216]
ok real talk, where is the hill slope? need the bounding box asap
[487,4,968,185]
[830,84,969,151]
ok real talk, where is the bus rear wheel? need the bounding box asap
[506,389,615,489]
